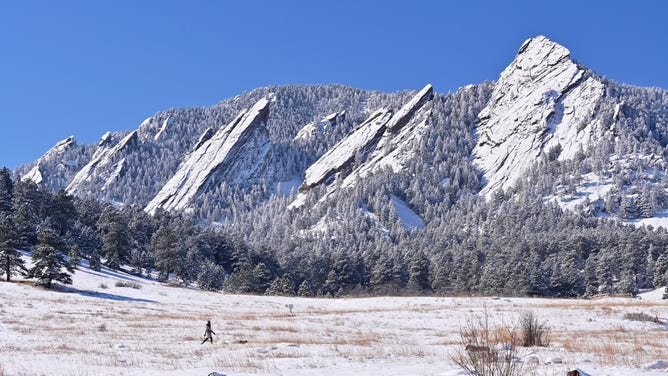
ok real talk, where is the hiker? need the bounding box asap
[201,320,216,344]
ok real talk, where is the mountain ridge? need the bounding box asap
[12,35,668,235]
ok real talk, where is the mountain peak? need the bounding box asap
[474,35,605,196]
[514,35,572,73]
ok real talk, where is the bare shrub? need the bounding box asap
[519,310,550,347]
[114,280,142,289]
[623,311,662,324]
[450,310,528,376]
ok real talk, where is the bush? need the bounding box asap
[450,310,528,376]
[624,311,661,324]
[114,280,142,289]
[519,311,550,347]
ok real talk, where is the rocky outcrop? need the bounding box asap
[193,128,215,152]
[341,85,433,188]
[299,108,393,192]
[67,131,138,195]
[145,98,271,214]
[293,111,345,142]
[473,36,605,196]
[291,84,433,208]
[23,136,77,184]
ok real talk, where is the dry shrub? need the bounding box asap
[450,310,528,376]
[623,311,662,324]
[114,280,142,289]
[519,311,550,347]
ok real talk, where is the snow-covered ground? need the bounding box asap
[1,262,666,376]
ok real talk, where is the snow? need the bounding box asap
[67,131,138,196]
[23,136,77,184]
[474,35,605,197]
[145,98,270,214]
[2,260,667,376]
[390,194,425,230]
[302,108,393,189]
[154,116,171,141]
[276,178,302,197]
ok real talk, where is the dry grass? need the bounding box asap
[2,280,666,375]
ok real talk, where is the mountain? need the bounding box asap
[474,35,606,196]
[12,35,668,297]
[145,97,272,214]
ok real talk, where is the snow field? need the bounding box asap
[0,264,666,376]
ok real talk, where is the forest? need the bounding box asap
[2,161,667,298]
[5,77,668,298]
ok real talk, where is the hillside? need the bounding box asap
[7,35,668,298]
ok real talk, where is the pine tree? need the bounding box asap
[197,259,226,291]
[27,224,74,288]
[0,167,14,215]
[151,225,182,281]
[0,213,26,281]
[97,205,130,270]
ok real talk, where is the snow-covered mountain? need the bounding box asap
[14,35,668,236]
[12,34,668,298]
[145,97,272,214]
[474,35,606,196]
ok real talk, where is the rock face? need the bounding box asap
[24,136,77,184]
[300,108,394,191]
[67,131,138,195]
[292,84,433,207]
[341,85,433,189]
[473,35,605,196]
[293,111,345,142]
[145,98,271,214]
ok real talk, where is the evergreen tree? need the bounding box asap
[151,225,182,281]
[47,189,77,238]
[197,259,226,291]
[0,213,26,281]
[27,224,74,288]
[97,205,130,270]
[407,250,430,293]
[0,167,14,215]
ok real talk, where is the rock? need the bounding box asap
[546,356,562,364]
[296,84,433,198]
[473,35,605,197]
[67,131,139,195]
[644,360,668,370]
[145,98,271,214]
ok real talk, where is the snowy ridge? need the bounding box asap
[291,85,433,230]
[342,87,433,188]
[300,108,393,191]
[153,116,171,141]
[300,84,434,194]
[23,136,77,184]
[145,98,271,214]
[66,131,138,196]
[293,111,345,142]
[474,35,605,196]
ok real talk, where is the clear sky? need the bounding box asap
[1,0,666,169]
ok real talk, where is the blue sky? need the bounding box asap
[1,0,666,169]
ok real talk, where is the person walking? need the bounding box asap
[201,320,216,344]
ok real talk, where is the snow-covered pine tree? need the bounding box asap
[0,213,26,281]
[27,222,74,288]
[97,205,130,270]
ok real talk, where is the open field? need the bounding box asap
[0,265,666,376]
